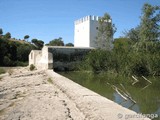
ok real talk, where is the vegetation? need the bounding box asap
[0,38,35,66]
[139,3,160,42]
[65,43,74,47]
[96,13,116,50]
[47,37,64,46]
[29,64,35,71]
[46,37,74,47]
[0,29,37,66]
[79,3,160,77]
[0,28,74,67]
[0,68,6,74]
[47,78,53,84]
[31,38,44,49]
[24,35,30,41]
[4,32,11,39]
[0,28,3,36]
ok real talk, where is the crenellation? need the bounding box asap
[75,15,99,25]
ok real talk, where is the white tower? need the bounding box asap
[74,15,100,48]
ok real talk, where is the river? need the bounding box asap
[59,71,160,120]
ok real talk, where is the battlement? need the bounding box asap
[75,15,100,25]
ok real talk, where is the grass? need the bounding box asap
[0,108,5,115]
[47,78,53,84]
[0,102,15,115]
[0,68,6,74]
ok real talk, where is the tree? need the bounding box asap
[124,26,140,43]
[48,37,64,46]
[4,32,11,39]
[114,38,131,52]
[24,35,30,41]
[96,13,116,50]
[31,39,44,49]
[0,38,8,65]
[17,44,33,61]
[140,3,160,42]
[65,43,74,47]
[0,28,3,36]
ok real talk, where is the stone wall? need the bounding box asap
[74,15,100,48]
[29,50,42,67]
[29,46,94,70]
[46,70,151,120]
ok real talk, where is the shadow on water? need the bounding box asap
[58,71,160,120]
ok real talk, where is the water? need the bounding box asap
[59,71,160,120]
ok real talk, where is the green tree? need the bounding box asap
[124,26,140,43]
[0,38,8,65]
[65,43,74,47]
[17,44,33,61]
[140,3,160,42]
[8,41,17,61]
[96,13,116,50]
[3,56,12,66]
[114,38,131,52]
[0,28,3,36]
[0,32,35,66]
[31,39,44,49]
[48,37,64,46]
[24,35,30,41]
[4,32,11,39]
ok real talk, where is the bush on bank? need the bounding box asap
[78,43,160,77]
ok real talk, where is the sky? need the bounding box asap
[0,0,159,44]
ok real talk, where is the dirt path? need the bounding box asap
[0,68,85,120]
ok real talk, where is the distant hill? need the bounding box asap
[0,37,36,66]
[9,38,31,44]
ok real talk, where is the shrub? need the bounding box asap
[15,61,28,66]
[0,68,6,74]
[81,49,110,72]
[131,62,149,76]
[79,42,160,76]
[30,64,35,71]
[47,78,53,84]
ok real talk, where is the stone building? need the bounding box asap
[74,15,100,47]
[29,46,93,70]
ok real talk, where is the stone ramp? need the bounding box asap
[0,68,151,120]
[0,69,85,120]
[46,70,151,120]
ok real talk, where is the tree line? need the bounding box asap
[78,3,160,76]
[0,37,35,66]
[0,29,74,66]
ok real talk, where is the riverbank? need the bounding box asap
[0,68,150,120]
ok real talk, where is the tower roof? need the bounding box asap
[75,15,100,25]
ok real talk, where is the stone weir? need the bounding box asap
[29,46,94,70]
[46,70,151,120]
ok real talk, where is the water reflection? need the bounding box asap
[114,92,140,112]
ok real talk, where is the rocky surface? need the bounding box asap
[0,68,85,120]
[0,68,150,120]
